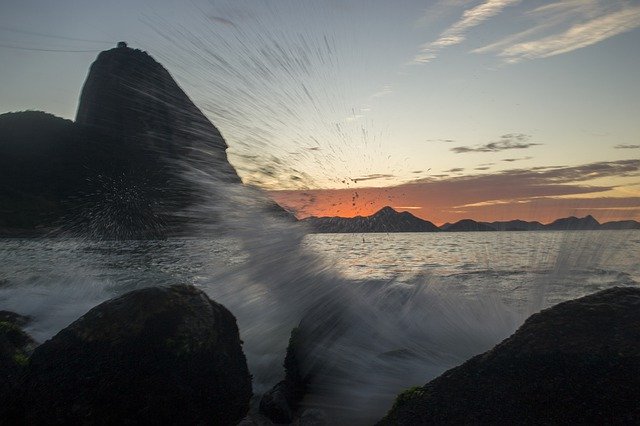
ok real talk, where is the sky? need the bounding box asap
[1,0,639,224]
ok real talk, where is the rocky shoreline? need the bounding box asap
[4,285,637,424]
[1,285,251,425]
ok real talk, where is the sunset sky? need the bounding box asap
[1,0,639,224]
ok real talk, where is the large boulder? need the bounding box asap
[18,285,252,425]
[0,311,35,389]
[378,286,640,425]
[0,311,35,421]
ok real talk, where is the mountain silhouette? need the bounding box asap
[544,215,600,230]
[303,212,639,233]
[0,43,241,238]
[302,207,440,233]
[441,219,496,232]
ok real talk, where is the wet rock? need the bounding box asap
[19,284,251,425]
[0,311,32,328]
[0,311,35,375]
[297,409,328,426]
[0,311,35,420]
[259,328,308,424]
[378,286,640,425]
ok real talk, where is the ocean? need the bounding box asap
[306,230,640,308]
[1,229,638,422]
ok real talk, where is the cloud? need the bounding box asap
[345,114,364,122]
[502,156,533,162]
[415,0,520,63]
[352,173,396,182]
[615,144,640,149]
[445,167,465,173]
[371,84,393,98]
[426,138,455,143]
[269,159,640,223]
[475,2,640,63]
[452,133,539,153]
[521,159,640,182]
[209,16,237,28]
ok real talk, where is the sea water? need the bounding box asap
[305,230,640,309]
[1,229,637,422]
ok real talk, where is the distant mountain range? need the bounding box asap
[301,207,640,233]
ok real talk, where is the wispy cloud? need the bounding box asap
[208,16,237,28]
[371,84,393,98]
[270,159,640,223]
[452,133,540,153]
[615,144,640,149]
[426,138,456,143]
[415,0,520,63]
[393,206,423,210]
[352,173,396,182]
[475,2,640,63]
[345,114,364,123]
[502,156,533,162]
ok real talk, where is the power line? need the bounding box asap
[0,26,113,44]
[0,43,102,53]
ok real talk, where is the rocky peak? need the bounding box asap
[76,43,237,180]
[373,206,398,217]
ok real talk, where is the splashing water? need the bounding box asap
[0,172,637,423]
[1,2,639,424]
[173,150,636,423]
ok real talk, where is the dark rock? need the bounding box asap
[72,45,240,238]
[18,285,251,425]
[378,286,640,425]
[76,45,238,182]
[545,214,601,230]
[0,111,85,233]
[600,220,640,230]
[298,408,328,426]
[0,311,35,419]
[302,206,440,233]
[0,311,32,328]
[441,219,496,232]
[259,328,308,423]
[259,298,357,424]
[484,219,545,231]
[1,44,244,238]
[260,381,294,423]
[0,311,35,373]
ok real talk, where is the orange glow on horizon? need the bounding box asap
[268,185,640,226]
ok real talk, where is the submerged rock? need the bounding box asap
[378,286,640,425]
[18,285,251,425]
